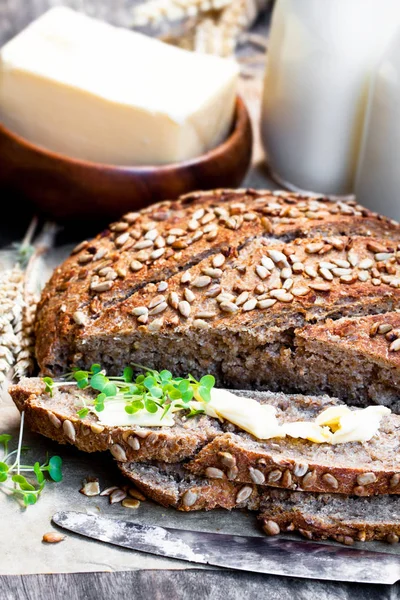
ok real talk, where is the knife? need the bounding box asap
[53,510,400,584]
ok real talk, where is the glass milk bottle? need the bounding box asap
[261,0,400,196]
[355,31,400,221]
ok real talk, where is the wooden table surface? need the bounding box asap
[0,2,397,598]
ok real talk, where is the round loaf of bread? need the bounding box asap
[35,189,400,405]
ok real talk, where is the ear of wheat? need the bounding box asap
[0,265,25,385]
[0,220,57,385]
[132,0,270,57]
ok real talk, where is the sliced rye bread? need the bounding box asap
[10,380,340,463]
[258,489,400,544]
[11,379,400,496]
[185,421,400,496]
[34,189,400,381]
[119,461,260,511]
[120,462,400,544]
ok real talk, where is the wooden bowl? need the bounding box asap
[0,97,252,221]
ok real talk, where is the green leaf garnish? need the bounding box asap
[43,363,216,422]
[77,408,89,419]
[43,377,54,396]
[0,424,63,507]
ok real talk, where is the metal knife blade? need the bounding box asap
[53,511,400,584]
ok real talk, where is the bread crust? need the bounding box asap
[258,490,400,543]
[34,189,400,376]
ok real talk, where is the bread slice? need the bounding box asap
[258,489,400,544]
[120,462,400,544]
[10,380,342,462]
[34,189,400,377]
[288,313,400,411]
[119,461,259,511]
[185,417,400,496]
[11,379,400,495]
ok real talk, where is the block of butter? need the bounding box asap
[0,7,239,165]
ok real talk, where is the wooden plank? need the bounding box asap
[0,569,395,600]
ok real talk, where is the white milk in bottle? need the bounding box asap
[355,31,400,221]
[261,0,400,195]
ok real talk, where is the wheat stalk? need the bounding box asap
[0,220,58,385]
[133,0,269,57]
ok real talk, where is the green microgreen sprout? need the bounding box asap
[43,364,216,421]
[0,413,63,507]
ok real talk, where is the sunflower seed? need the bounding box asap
[180,272,192,284]
[257,299,277,309]
[292,286,309,297]
[127,436,141,450]
[100,486,119,496]
[157,281,168,292]
[149,302,168,316]
[293,463,309,477]
[206,285,222,297]
[269,289,293,302]
[128,488,146,501]
[178,301,191,318]
[357,472,377,486]
[42,532,65,544]
[217,292,235,303]
[122,498,140,509]
[243,298,257,311]
[110,444,127,461]
[71,240,88,254]
[322,473,339,489]
[283,278,293,291]
[129,260,144,273]
[110,488,127,504]
[80,480,100,496]
[218,452,236,468]
[267,470,282,483]
[359,258,374,270]
[304,265,318,278]
[390,338,400,352]
[262,520,280,536]
[249,467,265,484]
[188,220,199,231]
[144,228,158,241]
[184,288,195,303]
[115,233,130,247]
[212,254,225,268]
[375,252,394,262]
[308,282,331,292]
[348,251,359,267]
[235,486,253,504]
[182,490,198,507]
[267,249,288,265]
[132,306,148,316]
[305,242,325,254]
[220,301,239,313]
[72,311,87,326]
[195,311,216,319]
[148,295,165,309]
[390,474,400,488]
[123,212,140,223]
[63,420,76,442]
[168,292,179,309]
[48,413,62,429]
[302,471,317,489]
[148,318,163,331]
[205,467,225,479]
[150,248,165,260]
[192,276,212,288]
[378,323,392,334]
[235,291,249,306]
[280,267,292,280]
[90,281,113,293]
[319,267,333,281]
[202,268,222,279]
